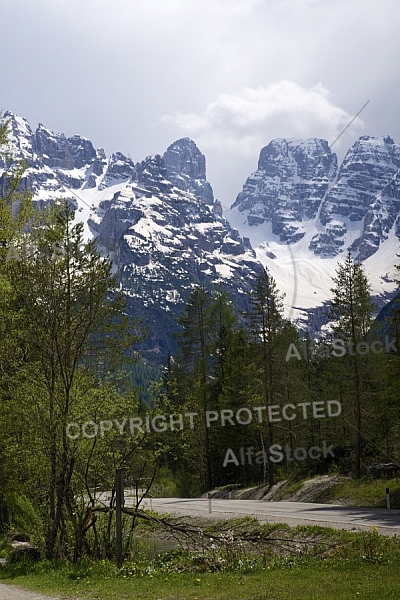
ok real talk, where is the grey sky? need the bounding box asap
[1,0,399,206]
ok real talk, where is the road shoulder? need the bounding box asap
[0,582,74,600]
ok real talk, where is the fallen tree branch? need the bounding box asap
[92,505,337,551]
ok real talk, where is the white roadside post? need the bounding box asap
[386,487,391,510]
[208,492,212,513]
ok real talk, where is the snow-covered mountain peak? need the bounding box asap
[226,134,400,327]
[1,113,263,360]
[1,112,399,358]
[2,111,34,159]
[232,137,337,243]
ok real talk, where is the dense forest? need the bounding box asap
[0,115,399,562]
[158,254,400,495]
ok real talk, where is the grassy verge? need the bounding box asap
[326,477,400,508]
[1,520,400,599]
[266,475,400,508]
[1,557,400,599]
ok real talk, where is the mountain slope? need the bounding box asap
[2,111,399,351]
[227,136,400,323]
[1,111,263,360]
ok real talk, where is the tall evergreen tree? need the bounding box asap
[247,266,285,487]
[328,253,375,478]
[380,256,400,461]
[216,326,262,486]
[175,286,214,490]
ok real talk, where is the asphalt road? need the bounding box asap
[138,497,400,536]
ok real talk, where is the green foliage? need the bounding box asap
[327,477,400,509]
[128,362,162,404]
[0,189,157,561]
[159,251,400,492]
[1,112,400,568]
[7,518,391,575]
[3,493,44,544]
[329,252,375,337]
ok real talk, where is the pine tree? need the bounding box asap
[328,253,375,478]
[380,255,400,461]
[207,291,241,486]
[175,286,214,490]
[216,326,262,486]
[247,266,285,487]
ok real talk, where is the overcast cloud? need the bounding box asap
[1,0,399,204]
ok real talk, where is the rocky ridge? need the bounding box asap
[2,111,400,357]
[232,136,400,261]
[1,111,263,360]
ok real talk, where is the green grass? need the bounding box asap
[1,523,400,600]
[326,477,400,508]
[1,560,400,599]
[268,474,400,508]
[273,479,304,500]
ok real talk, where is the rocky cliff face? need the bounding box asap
[1,112,263,361]
[2,111,399,356]
[315,136,400,260]
[232,136,400,261]
[232,138,338,243]
[163,137,214,204]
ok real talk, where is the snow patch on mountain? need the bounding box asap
[228,136,400,322]
[2,111,399,350]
